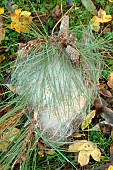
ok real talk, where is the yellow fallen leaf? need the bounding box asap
[38,151,44,157]
[81,110,96,130]
[0,28,5,43]
[14,9,21,15]
[45,150,55,155]
[10,9,32,33]
[0,54,5,63]
[0,7,4,14]
[73,132,85,138]
[107,72,113,88]
[21,11,31,17]
[91,8,112,32]
[0,46,7,49]
[78,150,90,166]
[108,165,113,170]
[0,128,19,152]
[69,140,96,152]
[69,140,88,152]
[98,8,112,23]
[11,4,18,10]
[91,148,101,162]
[68,140,101,166]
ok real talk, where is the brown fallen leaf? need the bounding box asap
[52,5,60,19]
[21,155,26,162]
[109,142,113,161]
[101,107,113,124]
[0,88,3,99]
[99,88,112,98]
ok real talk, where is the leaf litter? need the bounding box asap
[0,1,113,169]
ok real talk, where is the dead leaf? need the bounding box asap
[11,4,18,10]
[0,7,4,14]
[108,165,113,170]
[87,124,101,131]
[0,54,5,62]
[91,148,101,162]
[0,88,3,99]
[0,28,5,44]
[101,107,113,124]
[37,151,44,157]
[81,110,96,130]
[99,88,112,98]
[91,8,112,32]
[73,132,85,138]
[45,150,55,155]
[10,9,32,32]
[78,150,90,166]
[52,5,60,19]
[0,128,19,152]
[107,72,113,88]
[21,155,26,162]
[98,8,112,23]
[109,142,113,161]
[68,140,101,166]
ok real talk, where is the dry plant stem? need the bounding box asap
[51,3,75,36]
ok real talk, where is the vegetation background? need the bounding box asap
[0,0,113,169]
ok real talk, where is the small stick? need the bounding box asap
[51,3,75,37]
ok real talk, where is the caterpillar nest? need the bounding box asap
[11,16,100,144]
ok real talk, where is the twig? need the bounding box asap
[51,3,75,37]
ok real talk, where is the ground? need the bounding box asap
[0,0,113,169]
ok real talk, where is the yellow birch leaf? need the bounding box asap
[78,150,90,166]
[68,140,87,152]
[107,72,113,88]
[11,4,18,10]
[38,151,44,157]
[108,165,113,170]
[0,28,5,43]
[21,11,31,17]
[0,7,4,14]
[0,128,19,152]
[14,9,21,15]
[45,150,55,155]
[68,140,94,152]
[68,140,101,166]
[97,8,112,23]
[73,132,85,138]
[81,110,96,130]
[91,148,101,162]
[0,54,5,62]
[0,46,7,49]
